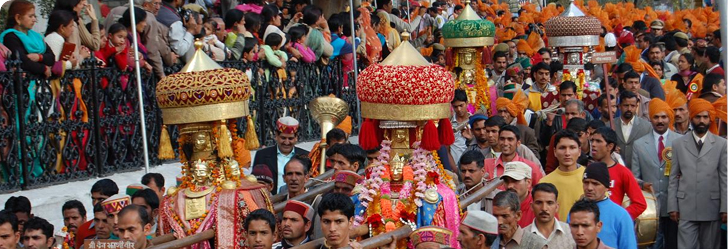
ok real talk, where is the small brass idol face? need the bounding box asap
[391,129,409,149]
[193,159,211,186]
[390,154,405,182]
[462,70,475,85]
[226,158,241,178]
[193,131,213,152]
[458,48,477,70]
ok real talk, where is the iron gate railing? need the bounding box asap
[0,56,359,193]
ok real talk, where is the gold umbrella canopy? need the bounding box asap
[357,32,455,121]
[156,41,252,124]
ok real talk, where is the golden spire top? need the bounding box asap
[180,38,222,73]
[457,0,480,21]
[401,30,411,42]
[380,30,429,66]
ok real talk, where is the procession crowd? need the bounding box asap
[0,0,726,248]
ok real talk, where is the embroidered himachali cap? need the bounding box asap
[500,161,532,181]
[283,200,315,221]
[101,194,131,215]
[409,226,453,247]
[461,211,498,235]
[277,117,300,134]
[334,170,361,187]
[126,184,149,196]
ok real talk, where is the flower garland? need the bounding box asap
[356,141,390,227]
[356,140,419,238]
[430,151,456,190]
[474,48,491,116]
[577,70,586,100]
[563,69,572,82]
[169,187,221,235]
[410,142,428,208]
[59,227,74,249]
[177,134,194,190]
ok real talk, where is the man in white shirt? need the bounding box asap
[524,183,576,248]
[614,91,652,169]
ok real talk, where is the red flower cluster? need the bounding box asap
[368,214,383,228]
[427,172,440,185]
[399,210,416,222]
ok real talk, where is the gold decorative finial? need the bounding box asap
[179,38,223,73]
[401,29,410,42]
[380,28,430,66]
[194,39,204,50]
[465,0,471,4]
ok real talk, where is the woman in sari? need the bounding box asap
[0,0,60,179]
[670,53,703,100]
[376,10,401,59]
[359,7,382,65]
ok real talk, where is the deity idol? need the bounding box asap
[155,41,271,249]
[356,31,461,248]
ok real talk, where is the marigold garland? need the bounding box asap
[577,70,586,100]
[474,49,491,116]
[357,140,421,242]
[451,49,491,116]
[431,151,456,190]
[168,188,221,235]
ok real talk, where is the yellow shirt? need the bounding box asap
[539,166,586,220]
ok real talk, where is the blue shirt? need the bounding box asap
[330,34,346,59]
[570,198,637,249]
[277,147,296,190]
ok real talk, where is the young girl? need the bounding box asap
[260,32,287,69]
[96,8,150,72]
[203,20,227,61]
[287,25,315,63]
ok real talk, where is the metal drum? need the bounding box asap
[623,190,659,248]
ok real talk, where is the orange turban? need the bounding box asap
[648,98,674,128]
[516,39,532,56]
[495,90,529,125]
[623,46,660,79]
[688,98,718,134]
[665,89,687,109]
[714,96,727,123]
[336,116,352,135]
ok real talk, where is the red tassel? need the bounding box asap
[359,118,379,150]
[421,120,440,151]
[445,49,453,68]
[481,47,492,65]
[438,119,455,146]
[373,119,383,143]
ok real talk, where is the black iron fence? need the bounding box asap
[0,57,358,193]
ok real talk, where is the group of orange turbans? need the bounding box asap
[400,0,724,120]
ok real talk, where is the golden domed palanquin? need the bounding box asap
[355,32,461,249]
[544,0,602,111]
[156,41,272,249]
[442,0,496,115]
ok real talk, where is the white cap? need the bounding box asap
[605,33,617,48]
[500,161,532,181]
[461,211,498,235]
